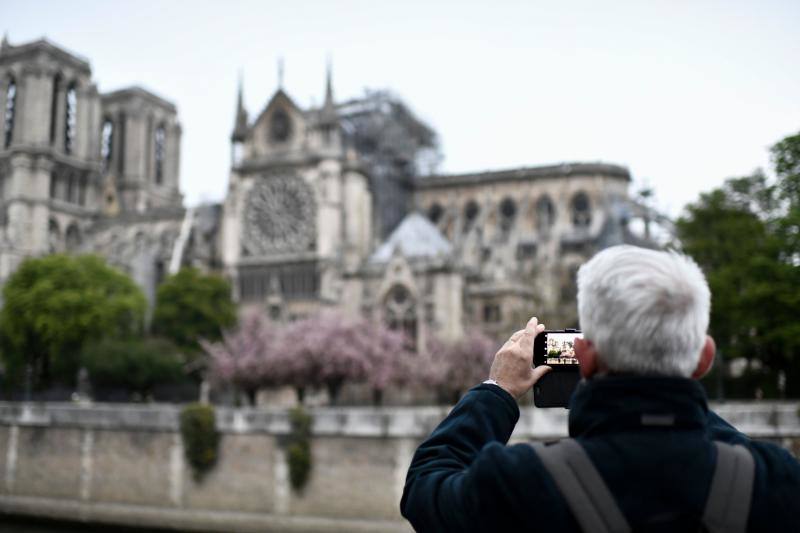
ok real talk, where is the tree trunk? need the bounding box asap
[326,381,343,405]
[296,386,306,405]
[246,387,257,406]
[372,388,384,406]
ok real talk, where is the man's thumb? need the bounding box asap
[530,365,552,384]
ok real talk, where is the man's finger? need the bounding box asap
[518,317,545,352]
[502,329,525,349]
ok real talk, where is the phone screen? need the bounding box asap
[533,330,582,370]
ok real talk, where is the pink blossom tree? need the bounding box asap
[352,319,413,405]
[203,310,282,405]
[279,311,371,404]
[420,331,499,404]
[279,313,417,405]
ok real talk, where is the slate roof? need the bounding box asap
[370,212,452,263]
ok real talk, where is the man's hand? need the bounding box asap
[489,316,551,400]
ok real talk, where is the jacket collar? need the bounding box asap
[568,375,710,438]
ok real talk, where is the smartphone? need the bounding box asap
[533,329,582,408]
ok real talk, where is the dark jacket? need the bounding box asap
[400,376,800,532]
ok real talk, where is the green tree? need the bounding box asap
[0,254,146,389]
[152,267,236,355]
[676,132,800,397]
[81,337,186,398]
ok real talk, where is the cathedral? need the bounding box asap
[0,37,657,348]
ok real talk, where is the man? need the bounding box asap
[401,245,800,532]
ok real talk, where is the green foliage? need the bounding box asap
[81,337,185,396]
[0,254,146,388]
[180,403,220,482]
[677,131,800,398]
[153,267,236,355]
[286,406,312,492]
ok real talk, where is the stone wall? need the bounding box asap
[0,401,798,532]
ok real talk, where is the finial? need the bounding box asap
[277,57,284,89]
[325,54,333,105]
[236,69,244,107]
[1,32,9,50]
[232,69,248,142]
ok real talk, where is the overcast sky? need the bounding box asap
[3,0,799,216]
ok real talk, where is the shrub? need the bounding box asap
[287,406,312,491]
[180,403,220,482]
[81,337,185,398]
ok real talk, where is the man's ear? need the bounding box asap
[574,337,599,379]
[691,336,716,379]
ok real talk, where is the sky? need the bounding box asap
[3,0,799,216]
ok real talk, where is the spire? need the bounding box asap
[277,57,284,89]
[231,71,248,142]
[320,55,337,125]
[324,55,334,107]
[1,32,9,52]
[236,70,244,109]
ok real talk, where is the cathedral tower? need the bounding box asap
[221,67,372,318]
[100,87,182,214]
[0,37,183,294]
[0,38,101,282]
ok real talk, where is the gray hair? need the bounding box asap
[576,245,711,377]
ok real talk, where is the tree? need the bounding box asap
[0,254,146,389]
[420,331,498,403]
[152,267,236,355]
[81,337,185,399]
[207,311,414,405]
[351,318,413,405]
[676,131,800,398]
[279,312,370,404]
[204,310,282,405]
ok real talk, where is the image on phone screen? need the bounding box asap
[544,332,581,367]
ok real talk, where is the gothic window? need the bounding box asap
[48,218,61,253]
[499,197,517,232]
[66,173,76,203]
[117,112,126,174]
[65,224,81,252]
[536,195,555,232]
[516,242,537,260]
[463,200,479,233]
[238,262,319,302]
[428,203,444,225]
[560,264,580,302]
[384,284,417,345]
[154,124,166,184]
[49,170,58,199]
[270,108,291,143]
[49,74,62,145]
[100,118,113,173]
[483,302,501,323]
[64,82,77,155]
[154,259,166,287]
[78,175,88,206]
[3,76,16,149]
[571,192,591,228]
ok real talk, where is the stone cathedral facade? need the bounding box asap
[0,37,656,347]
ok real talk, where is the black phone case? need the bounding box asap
[533,370,580,408]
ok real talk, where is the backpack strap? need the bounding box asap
[701,441,755,533]
[531,440,631,533]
